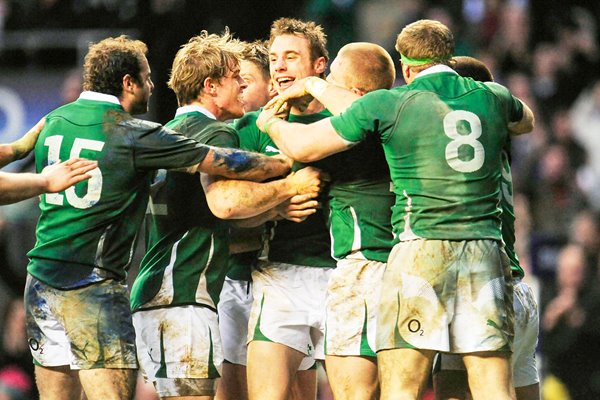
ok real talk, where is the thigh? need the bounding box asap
[326,258,385,357]
[378,348,435,400]
[218,278,253,365]
[512,281,540,388]
[132,305,222,397]
[35,365,82,400]
[79,368,137,400]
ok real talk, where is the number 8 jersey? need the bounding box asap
[28,92,209,289]
[330,66,524,242]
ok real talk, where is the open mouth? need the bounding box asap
[276,77,295,91]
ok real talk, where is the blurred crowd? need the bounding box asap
[1,0,600,399]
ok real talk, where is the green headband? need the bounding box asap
[400,53,449,66]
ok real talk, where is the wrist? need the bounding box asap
[263,116,283,135]
[305,77,329,98]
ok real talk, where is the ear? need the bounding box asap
[313,56,327,76]
[204,77,217,94]
[351,87,365,96]
[401,63,412,83]
[122,74,135,94]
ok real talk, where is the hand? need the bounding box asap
[285,166,322,197]
[265,77,315,114]
[276,194,319,223]
[12,117,46,159]
[271,153,294,170]
[257,107,278,132]
[42,158,98,193]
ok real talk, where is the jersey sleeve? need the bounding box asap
[330,90,396,143]
[485,82,524,123]
[129,123,210,170]
[233,111,264,152]
[203,124,240,149]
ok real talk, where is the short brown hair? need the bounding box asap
[83,35,148,96]
[338,42,396,92]
[168,28,245,106]
[395,19,454,70]
[242,40,270,81]
[269,17,328,62]
[453,56,494,82]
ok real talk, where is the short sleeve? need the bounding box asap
[131,124,209,170]
[330,90,396,143]
[485,82,524,123]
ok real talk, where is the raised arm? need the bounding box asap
[0,158,97,205]
[201,166,322,219]
[268,77,360,116]
[256,107,355,163]
[0,117,45,168]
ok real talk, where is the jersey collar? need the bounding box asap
[175,105,216,120]
[79,91,121,105]
[414,64,458,79]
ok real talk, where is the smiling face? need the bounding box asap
[269,34,326,95]
[240,60,272,112]
[213,62,247,121]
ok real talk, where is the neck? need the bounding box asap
[290,97,325,116]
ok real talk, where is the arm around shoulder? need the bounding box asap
[508,100,535,136]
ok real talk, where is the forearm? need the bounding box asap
[197,147,290,181]
[206,178,296,220]
[509,100,535,135]
[231,208,280,228]
[304,77,360,115]
[0,172,48,205]
[0,118,45,168]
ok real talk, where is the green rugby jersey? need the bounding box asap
[130,107,239,312]
[234,110,335,269]
[331,67,523,242]
[500,144,524,279]
[326,135,394,263]
[28,92,211,288]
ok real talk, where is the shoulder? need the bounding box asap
[233,110,260,131]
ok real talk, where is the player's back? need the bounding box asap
[28,94,206,288]
[381,72,517,241]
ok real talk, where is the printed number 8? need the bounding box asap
[44,135,104,209]
[443,110,484,173]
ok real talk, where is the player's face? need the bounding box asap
[240,60,272,112]
[130,57,154,115]
[269,34,325,95]
[214,64,247,121]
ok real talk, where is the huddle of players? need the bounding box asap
[13,14,538,400]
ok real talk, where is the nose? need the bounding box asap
[239,77,248,90]
[272,56,286,72]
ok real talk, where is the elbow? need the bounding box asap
[206,196,237,220]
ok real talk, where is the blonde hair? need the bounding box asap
[83,35,148,96]
[168,28,245,106]
[269,17,328,62]
[395,19,454,72]
[338,42,396,92]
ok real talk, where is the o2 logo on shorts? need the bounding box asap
[28,338,43,353]
[407,319,424,336]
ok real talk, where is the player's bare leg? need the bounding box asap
[216,363,248,400]
[433,369,469,400]
[290,368,317,400]
[78,368,137,400]
[247,341,305,400]
[35,365,82,400]
[326,355,378,400]
[378,348,435,400]
[462,352,515,400]
[515,383,539,400]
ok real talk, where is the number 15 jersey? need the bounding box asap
[27,92,209,288]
